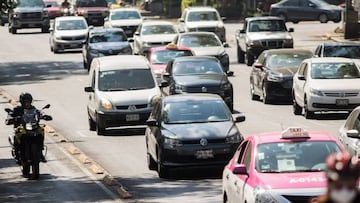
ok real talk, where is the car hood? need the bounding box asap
[55,30,88,36]
[98,87,161,106]
[15,7,45,12]
[110,19,142,26]
[174,74,228,86]
[151,64,167,74]
[270,66,298,77]
[162,122,234,140]
[309,78,360,91]
[247,32,292,41]
[190,46,225,56]
[186,21,224,28]
[90,42,130,50]
[140,34,177,43]
[77,7,108,12]
[256,172,327,189]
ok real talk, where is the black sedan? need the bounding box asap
[163,56,234,111]
[250,49,314,104]
[145,94,245,178]
[270,0,343,23]
[82,27,133,70]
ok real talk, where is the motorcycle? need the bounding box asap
[5,104,52,180]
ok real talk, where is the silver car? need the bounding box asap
[49,16,88,53]
[338,106,360,157]
[103,8,143,37]
[84,55,167,135]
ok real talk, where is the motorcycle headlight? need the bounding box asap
[175,84,186,93]
[25,123,33,131]
[267,73,283,82]
[310,88,324,96]
[100,98,113,110]
[164,137,182,148]
[225,127,241,143]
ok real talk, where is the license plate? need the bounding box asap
[195,150,214,159]
[70,44,79,48]
[92,19,99,22]
[126,114,139,121]
[336,99,349,105]
[125,30,132,34]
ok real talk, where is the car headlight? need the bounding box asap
[248,40,262,47]
[267,73,283,82]
[100,98,113,110]
[142,41,150,47]
[120,47,132,54]
[89,49,100,55]
[225,127,241,143]
[220,82,232,90]
[43,10,49,17]
[164,137,182,148]
[254,186,277,203]
[55,35,62,40]
[283,38,293,45]
[13,12,20,18]
[310,88,324,96]
[175,84,186,93]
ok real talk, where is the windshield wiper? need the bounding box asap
[129,87,148,90]
[104,88,128,91]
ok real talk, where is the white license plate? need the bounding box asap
[336,99,349,105]
[126,114,139,121]
[195,150,214,159]
[70,44,79,48]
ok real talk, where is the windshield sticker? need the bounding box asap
[278,159,296,171]
[290,177,326,184]
[258,153,264,160]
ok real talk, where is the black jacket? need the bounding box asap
[6,105,38,128]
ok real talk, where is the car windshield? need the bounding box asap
[163,100,230,124]
[256,141,340,173]
[249,20,287,32]
[111,10,141,20]
[323,46,360,59]
[151,50,193,64]
[173,60,224,75]
[179,35,221,47]
[311,62,360,79]
[267,53,313,68]
[98,69,155,91]
[45,1,59,7]
[18,0,45,7]
[141,25,177,35]
[77,0,107,7]
[90,31,127,43]
[187,11,219,22]
[56,19,87,30]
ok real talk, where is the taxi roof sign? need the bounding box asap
[166,43,178,50]
[281,127,310,139]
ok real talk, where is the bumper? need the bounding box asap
[265,80,292,99]
[161,143,238,168]
[12,18,49,29]
[97,109,151,128]
[53,39,85,50]
[308,95,360,111]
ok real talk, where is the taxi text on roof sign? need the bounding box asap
[281,127,310,139]
[166,43,178,50]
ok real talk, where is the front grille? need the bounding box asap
[324,92,359,97]
[20,12,42,21]
[261,40,284,48]
[100,49,122,55]
[148,41,171,46]
[61,35,86,40]
[187,86,220,93]
[116,104,148,110]
[282,195,315,203]
[196,27,216,32]
[182,138,226,145]
[87,11,103,17]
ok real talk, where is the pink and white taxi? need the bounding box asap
[222,127,345,203]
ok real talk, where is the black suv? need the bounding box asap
[8,0,50,34]
[71,0,109,26]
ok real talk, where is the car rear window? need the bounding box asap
[151,50,193,64]
[98,69,155,91]
[256,141,340,173]
[111,11,141,20]
[311,62,360,79]
[163,100,230,124]
[173,60,223,75]
[141,25,177,35]
[90,31,127,43]
[267,53,313,68]
[179,34,221,47]
[187,11,219,22]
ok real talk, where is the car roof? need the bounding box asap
[110,7,140,12]
[164,93,222,102]
[96,55,149,71]
[184,6,218,11]
[320,42,360,46]
[141,20,174,26]
[250,131,338,145]
[150,45,193,52]
[55,16,86,21]
[246,16,284,21]
[304,57,355,63]
[89,27,124,33]
[263,48,313,55]
[172,56,219,62]
[179,31,216,36]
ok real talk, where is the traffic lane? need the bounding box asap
[0,98,121,203]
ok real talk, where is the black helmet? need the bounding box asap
[19,92,33,105]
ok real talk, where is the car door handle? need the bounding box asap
[226,174,229,180]
[234,181,237,186]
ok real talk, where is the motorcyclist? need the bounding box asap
[6,92,47,163]
[311,151,360,203]
[61,0,71,16]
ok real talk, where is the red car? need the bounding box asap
[147,44,194,82]
[43,0,61,19]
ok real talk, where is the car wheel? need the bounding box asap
[246,53,254,66]
[41,27,49,33]
[88,112,96,131]
[292,93,302,115]
[262,85,271,104]
[50,45,54,52]
[319,14,328,23]
[237,44,245,63]
[147,153,157,171]
[96,115,106,135]
[83,60,88,70]
[304,97,315,119]
[157,151,169,178]
[11,27,16,34]
[292,20,299,24]
[250,81,260,101]
[278,13,287,22]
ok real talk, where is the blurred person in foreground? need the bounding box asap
[311,152,360,203]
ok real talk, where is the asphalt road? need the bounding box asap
[0,21,345,202]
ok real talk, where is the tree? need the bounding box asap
[0,0,17,14]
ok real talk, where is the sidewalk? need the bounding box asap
[324,26,360,43]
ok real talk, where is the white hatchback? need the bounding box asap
[292,57,360,119]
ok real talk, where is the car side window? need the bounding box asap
[91,70,95,89]
[303,64,308,78]
[298,62,306,75]
[346,110,360,131]
[283,0,298,6]
[242,142,252,172]
[236,141,248,164]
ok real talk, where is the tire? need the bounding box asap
[96,115,106,135]
[292,93,302,115]
[157,151,168,178]
[250,80,260,101]
[41,27,49,33]
[319,14,328,23]
[147,153,157,171]
[246,53,254,66]
[88,112,96,131]
[237,44,245,63]
[31,162,40,180]
[304,97,315,119]
[50,45,54,52]
[22,161,30,177]
[30,143,41,179]
[11,27,16,34]
[278,13,287,22]
[262,85,270,104]
[83,60,88,70]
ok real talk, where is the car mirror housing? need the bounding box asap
[179,19,185,23]
[84,86,94,92]
[162,72,170,80]
[233,114,246,123]
[159,80,169,88]
[288,27,294,32]
[232,164,248,175]
[226,71,234,77]
[240,29,246,34]
[221,17,227,21]
[104,17,109,22]
[223,42,230,48]
[128,38,134,43]
[134,31,140,36]
[254,63,263,69]
[146,119,159,127]
[298,75,306,81]
[346,129,360,138]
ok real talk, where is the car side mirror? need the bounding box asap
[347,129,360,138]
[42,104,51,109]
[134,31,140,36]
[254,63,263,69]
[47,4,51,8]
[298,75,306,81]
[49,27,54,32]
[240,29,246,34]
[232,164,248,175]
[233,114,246,123]
[288,27,294,32]
[226,71,234,76]
[146,118,159,127]
[159,80,169,88]
[128,38,134,43]
[162,72,170,80]
[223,42,230,48]
[84,86,94,92]
[104,17,109,22]
[221,17,227,21]
[179,19,184,23]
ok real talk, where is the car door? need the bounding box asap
[339,109,360,155]
[87,66,97,120]
[280,0,301,21]
[133,24,142,54]
[300,0,320,20]
[146,100,162,160]
[252,52,266,94]
[293,62,308,106]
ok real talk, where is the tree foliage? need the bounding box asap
[0,0,16,13]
